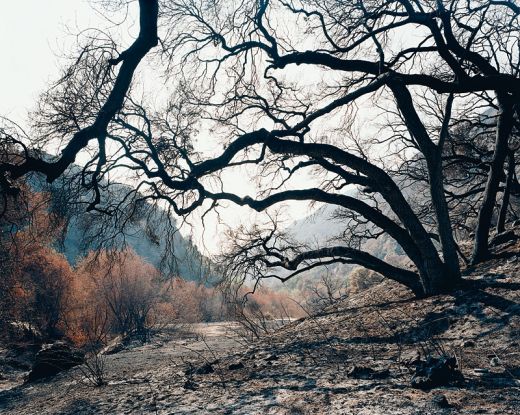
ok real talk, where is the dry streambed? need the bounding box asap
[0,322,245,414]
[2,261,520,415]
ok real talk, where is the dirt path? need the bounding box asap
[0,322,246,414]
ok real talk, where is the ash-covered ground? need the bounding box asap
[1,243,520,414]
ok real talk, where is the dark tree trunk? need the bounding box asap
[389,82,461,291]
[381,185,454,295]
[263,135,452,295]
[496,151,515,234]
[278,246,426,297]
[428,154,461,281]
[471,96,514,264]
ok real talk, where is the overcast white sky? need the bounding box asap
[0,1,322,255]
[1,1,95,120]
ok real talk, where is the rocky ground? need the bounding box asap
[1,242,520,414]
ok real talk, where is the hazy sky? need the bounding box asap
[1,1,95,120]
[0,1,322,255]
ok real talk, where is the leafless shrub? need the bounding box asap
[75,308,110,387]
[227,294,292,344]
[305,272,348,314]
[169,334,227,390]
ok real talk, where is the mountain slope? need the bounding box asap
[29,171,212,282]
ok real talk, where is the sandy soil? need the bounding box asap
[1,244,520,414]
[0,322,245,414]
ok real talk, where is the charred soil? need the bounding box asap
[1,243,520,414]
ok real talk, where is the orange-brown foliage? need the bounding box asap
[243,287,305,319]
[1,189,72,340]
[1,188,308,347]
[69,249,163,343]
[8,244,73,338]
[163,278,225,323]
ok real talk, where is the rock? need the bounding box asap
[490,356,501,367]
[185,362,214,376]
[183,379,197,390]
[347,365,390,380]
[410,355,464,390]
[26,342,84,382]
[490,230,517,247]
[228,362,244,370]
[432,394,451,409]
[461,339,475,348]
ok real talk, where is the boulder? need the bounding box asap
[411,355,464,390]
[26,342,84,382]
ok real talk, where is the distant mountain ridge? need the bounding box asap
[28,169,213,283]
[284,187,405,286]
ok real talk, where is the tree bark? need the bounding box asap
[266,136,451,294]
[496,151,515,234]
[389,82,461,290]
[472,95,514,264]
[270,246,425,297]
[428,155,461,281]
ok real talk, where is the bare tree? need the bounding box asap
[2,1,520,296]
[77,307,111,387]
[305,272,348,314]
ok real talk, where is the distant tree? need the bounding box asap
[75,249,161,340]
[305,272,349,313]
[1,189,72,340]
[166,277,226,323]
[2,1,520,296]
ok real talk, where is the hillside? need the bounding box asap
[29,171,213,282]
[1,236,519,414]
[284,193,405,289]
